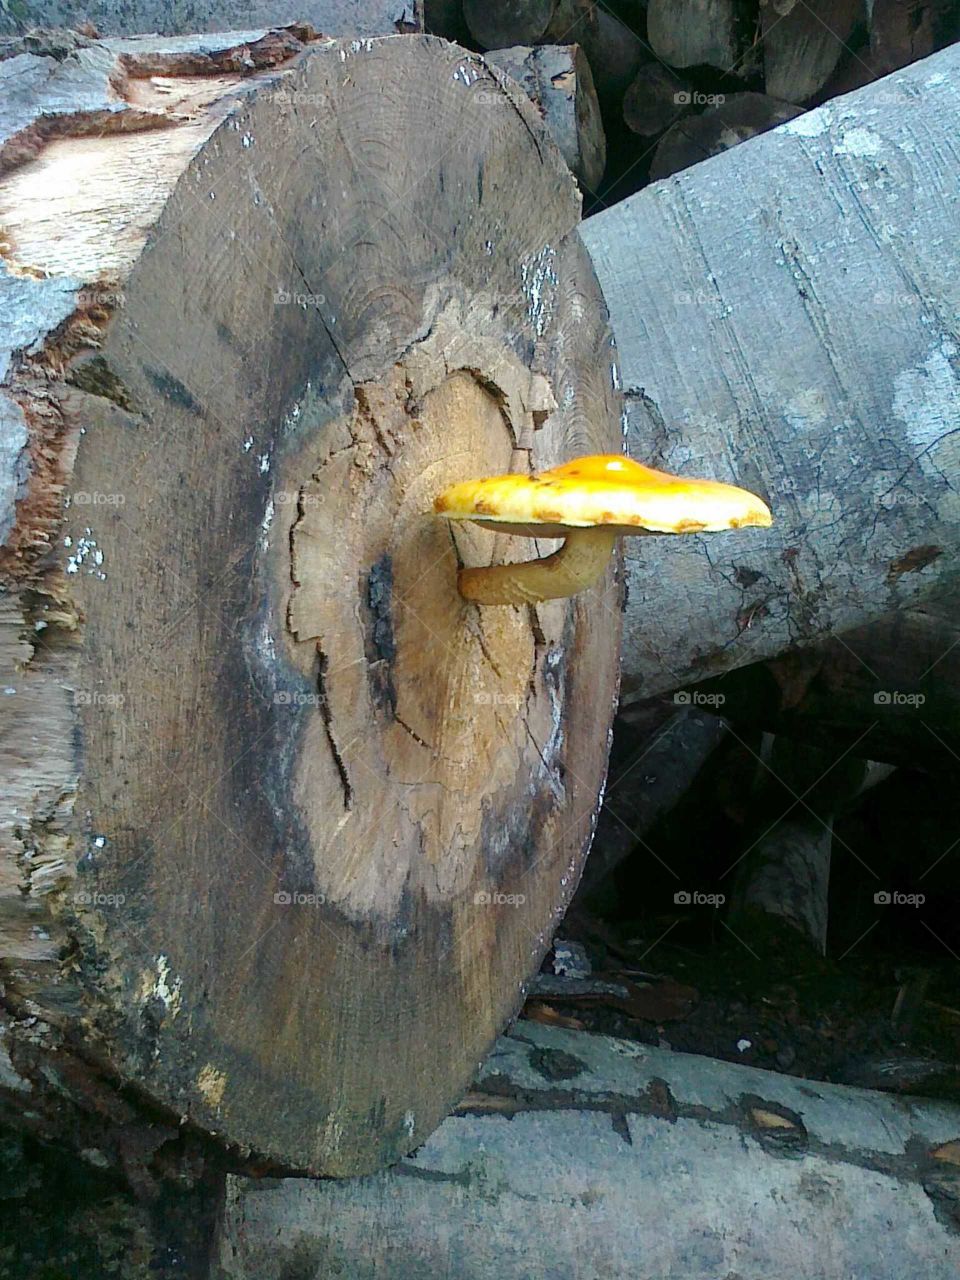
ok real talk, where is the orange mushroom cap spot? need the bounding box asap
[433,454,772,536]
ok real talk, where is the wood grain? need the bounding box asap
[0,31,622,1176]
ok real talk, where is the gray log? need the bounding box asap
[0,0,421,37]
[215,1021,960,1280]
[579,45,960,700]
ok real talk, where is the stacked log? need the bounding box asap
[0,0,422,37]
[483,43,606,188]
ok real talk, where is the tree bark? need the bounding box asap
[579,44,960,701]
[0,28,623,1179]
[215,1021,960,1279]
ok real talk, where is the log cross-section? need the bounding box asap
[0,30,623,1176]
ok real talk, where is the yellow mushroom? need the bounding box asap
[434,454,772,605]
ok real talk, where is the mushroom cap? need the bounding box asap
[434,455,772,537]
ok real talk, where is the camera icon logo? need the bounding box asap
[274,890,292,905]
[674,890,691,905]
[874,691,891,705]
[674,90,691,105]
[874,891,891,905]
[473,890,491,905]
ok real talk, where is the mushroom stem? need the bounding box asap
[458,527,618,605]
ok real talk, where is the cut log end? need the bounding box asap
[0,31,623,1178]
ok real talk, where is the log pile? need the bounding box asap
[3,0,958,198]
[422,0,960,194]
[2,0,960,1275]
[578,42,960,969]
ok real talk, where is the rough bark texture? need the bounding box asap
[215,1021,960,1279]
[0,29,624,1178]
[483,43,606,190]
[0,0,422,38]
[579,45,960,701]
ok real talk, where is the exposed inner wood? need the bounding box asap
[288,363,576,919]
